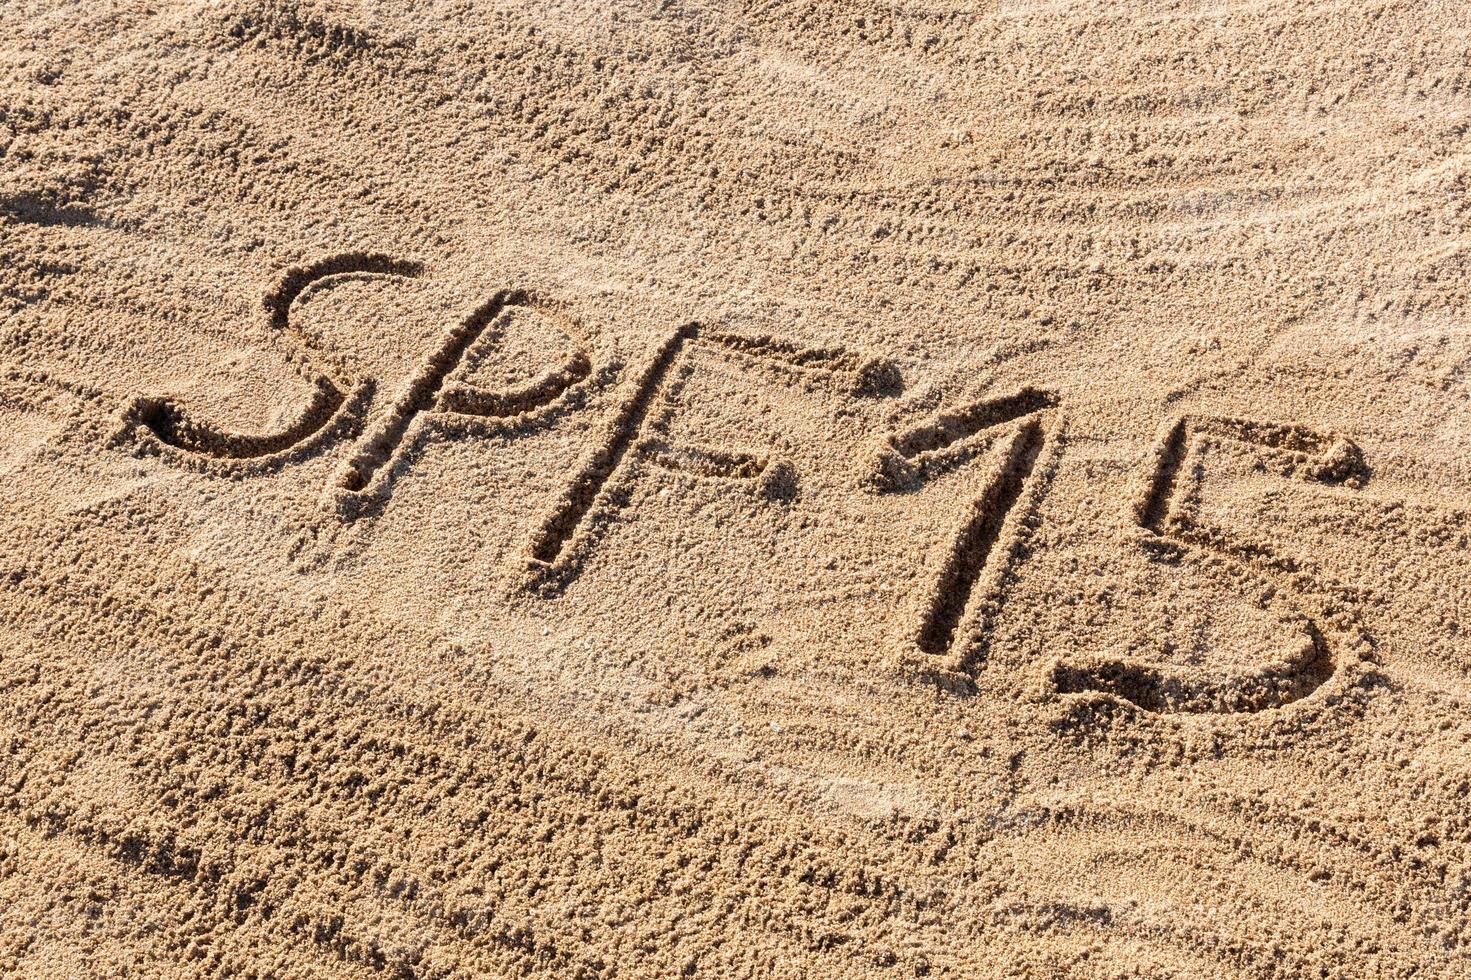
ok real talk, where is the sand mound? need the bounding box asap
[3,0,1470,975]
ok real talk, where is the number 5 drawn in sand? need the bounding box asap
[1046,416,1375,716]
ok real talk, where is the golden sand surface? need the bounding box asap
[2,1,1470,975]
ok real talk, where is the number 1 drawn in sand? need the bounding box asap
[868,388,1059,681]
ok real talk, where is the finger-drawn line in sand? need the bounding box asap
[869,388,1060,682]
[116,254,594,515]
[1134,416,1366,533]
[1050,415,1372,716]
[868,386,1056,494]
[520,327,897,590]
[643,440,768,480]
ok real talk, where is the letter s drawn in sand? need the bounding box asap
[121,252,421,465]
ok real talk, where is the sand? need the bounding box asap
[2,0,1470,975]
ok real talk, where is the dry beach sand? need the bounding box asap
[3,0,1471,975]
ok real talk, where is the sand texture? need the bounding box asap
[3,0,1471,976]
